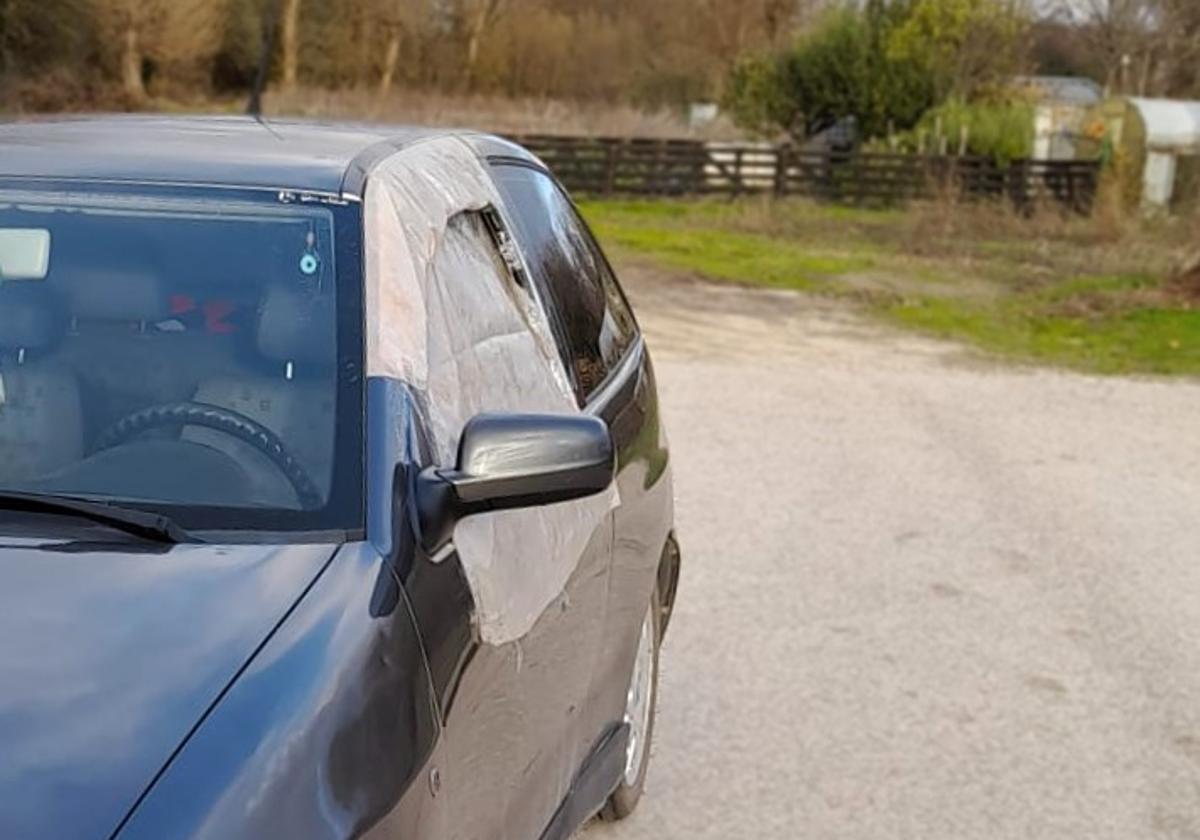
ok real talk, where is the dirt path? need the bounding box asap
[584,267,1200,839]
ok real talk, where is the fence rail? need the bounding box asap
[511,134,1100,212]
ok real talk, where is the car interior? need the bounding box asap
[0,201,339,513]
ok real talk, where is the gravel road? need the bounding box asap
[583,267,1200,840]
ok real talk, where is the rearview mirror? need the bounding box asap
[0,229,51,280]
[415,413,614,555]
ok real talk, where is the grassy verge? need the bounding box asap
[579,197,1200,376]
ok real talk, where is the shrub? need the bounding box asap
[906,98,1035,163]
[724,5,935,143]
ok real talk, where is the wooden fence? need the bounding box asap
[511,134,1100,212]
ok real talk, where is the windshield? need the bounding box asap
[0,185,363,536]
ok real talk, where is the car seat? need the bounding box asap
[56,267,178,440]
[184,284,337,509]
[56,265,242,445]
[0,283,83,482]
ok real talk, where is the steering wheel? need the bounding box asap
[94,401,324,510]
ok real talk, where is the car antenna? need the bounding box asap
[247,0,283,138]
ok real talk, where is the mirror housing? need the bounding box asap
[416,413,615,555]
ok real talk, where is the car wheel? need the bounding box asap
[599,588,661,821]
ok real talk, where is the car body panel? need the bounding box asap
[577,343,675,761]
[0,539,336,840]
[115,542,440,840]
[0,116,437,195]
[414,512,614,840]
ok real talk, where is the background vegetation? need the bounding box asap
[0,0,806,114]
[1,0,1198,139]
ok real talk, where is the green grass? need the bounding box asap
[581,197,903,228]
[1030,273,1158,303]
[579,197,1200,377]
[581,199,875,291]
[887,298,1200,375]
[589,221,871,290]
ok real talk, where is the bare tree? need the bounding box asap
[372,0,434,96]
[1157,0,1200,97]
[461,0,505,89]
[94,0,150,101]
[691,0,815,63]
[280,0,300,90]
[92,0,226,102]
[1067,0,1158,95]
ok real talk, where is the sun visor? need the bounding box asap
[364,137,616,646]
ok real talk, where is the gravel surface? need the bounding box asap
[583,267,1200,840]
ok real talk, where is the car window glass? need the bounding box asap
[491,166,638,403]
[566,202,639,353]
[0,188,361,534]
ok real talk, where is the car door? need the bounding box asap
[488,163,674,778]
[398,209,614,840]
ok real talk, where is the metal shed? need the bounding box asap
[1015,76,1103,161]
[1129,98,1200,208]
[1083,97,1200,210]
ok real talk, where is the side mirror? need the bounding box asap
[415,413,615,554]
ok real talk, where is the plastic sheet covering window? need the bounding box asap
[364,137,616,646]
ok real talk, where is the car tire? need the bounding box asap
[599,586,662,822]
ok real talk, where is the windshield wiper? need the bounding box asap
[0,492,198,544]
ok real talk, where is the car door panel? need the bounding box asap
[484,163,677,828]
[582,342,674,745]
[423,521,613,840]
[395,485,613,840]
[385,211,611,840]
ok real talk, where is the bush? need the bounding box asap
[904,98,1035,163]
[724,53,798,139]
[887,0,1029,102]
[724,5,935,143]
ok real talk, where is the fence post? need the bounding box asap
[644,140,655,195]
[603,141,619,196]
[774,145,789,198]
[690,143,706,194]
[1084,162,1099,214]
[852,152,864,205]
[732,148,745,198]
[1008,159,1031,213]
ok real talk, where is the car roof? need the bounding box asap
[0,115,525,197]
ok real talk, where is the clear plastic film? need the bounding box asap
[364,137,616,646]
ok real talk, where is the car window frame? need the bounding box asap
[487,160,642,407]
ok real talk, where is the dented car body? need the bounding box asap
[0,117,679,840]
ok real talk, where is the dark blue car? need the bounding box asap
[0,117,679,840]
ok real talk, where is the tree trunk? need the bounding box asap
[0,0,13,76]
[121,24,145,103]
[464,0,502,90]
[464,23,484,90]
[281,0,301,91]
[1137,51,1153,96]
[379,32,400,97]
